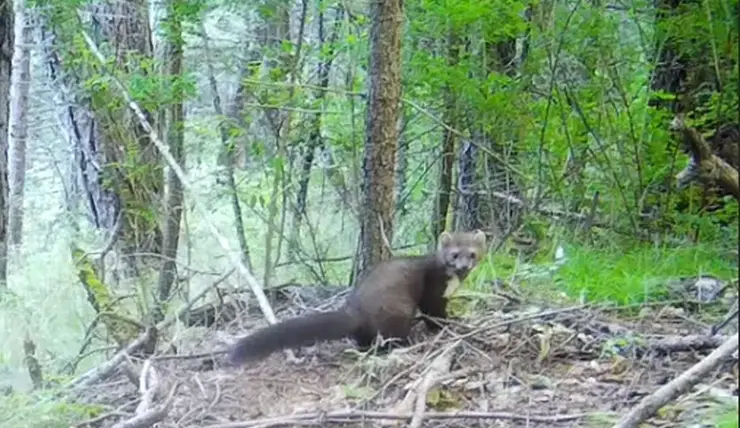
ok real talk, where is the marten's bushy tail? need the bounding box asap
[227,309,358,365]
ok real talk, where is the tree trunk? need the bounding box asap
[7,0,31,249]
[430,31,459,248]
[395,107,408,218]
[37,2,158,344]
[456,34,521,239]
[290,6,342,258]
[260,0,294,295]
[89,0,162,268]
[356,0,403,279]
[155,0,185,322]
[650,0,721,116]
[455,139,479,230]
[202,22,253,272]
[40,1,162,281]
[482,38,521,238]
[650,0,690,113]
[0,0,13,288]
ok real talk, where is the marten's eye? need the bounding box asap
[449,251,459,259]
[470,251,477,259]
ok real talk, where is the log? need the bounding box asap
[671,117,739,201]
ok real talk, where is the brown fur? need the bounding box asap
[226,230,487,365]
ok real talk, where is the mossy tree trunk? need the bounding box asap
[86,0,162,273]
[37,0,161,345]
[42,0,161,279]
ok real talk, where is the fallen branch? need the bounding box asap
[456,304,591,341]
[66,327,156,390]
[648,334,729,354]
[202,409,590,428]
[671,116,739,200]
[151,349,227,361]
[614,332,739,428]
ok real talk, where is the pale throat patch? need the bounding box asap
[443,275,462,298]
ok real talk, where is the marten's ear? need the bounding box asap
[472,229,486,248]
[438,231,452,249]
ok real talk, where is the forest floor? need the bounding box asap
[73,281,739,428]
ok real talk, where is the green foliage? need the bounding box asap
[0,389,103,428]
[554,242,737,305]
[714,401,740,428]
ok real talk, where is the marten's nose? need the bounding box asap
[454,266,470,278]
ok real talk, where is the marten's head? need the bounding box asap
[437,230,487,280]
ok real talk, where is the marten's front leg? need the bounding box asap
[418,293,449,332]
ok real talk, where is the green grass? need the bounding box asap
[0,389,103,428]
[703,395,740,428]
[460,238,737,309]
[554,242,737,306]
[715,405,740,428]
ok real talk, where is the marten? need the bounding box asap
[226,230,487,365]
